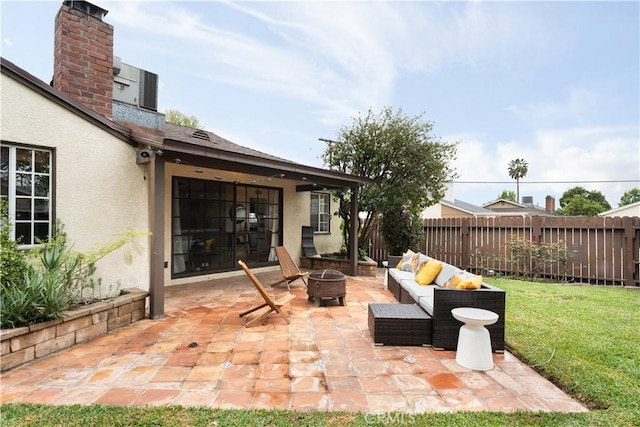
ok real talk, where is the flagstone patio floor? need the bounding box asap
[0,268,587,414]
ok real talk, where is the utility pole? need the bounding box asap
[319,137,338,166]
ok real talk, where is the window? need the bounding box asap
[1,144,52,245]
[310,192,330,233]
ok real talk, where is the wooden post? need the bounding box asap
[349,185,359,276]
[149,155,165,319]
[461,218,470,270]
[623,217,636,287]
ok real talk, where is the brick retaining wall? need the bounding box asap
[300,256,378,277]
[0,288,148,372]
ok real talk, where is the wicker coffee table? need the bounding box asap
[368,303,432,346]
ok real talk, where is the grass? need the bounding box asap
[1,278,639,426]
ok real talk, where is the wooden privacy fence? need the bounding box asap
[366,216,640,287]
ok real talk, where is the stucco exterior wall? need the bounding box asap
[441,205,473,218]
[484,201,516,210]
[164,164,343,285]
[1,74,150,294]
[422,203,443,219]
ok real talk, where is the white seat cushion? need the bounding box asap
[404,282,437,305]
[389,268,415,283]
[417,287,436,316]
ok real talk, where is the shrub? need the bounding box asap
[507,235,573,280]
[1,219,146,329]
[380,206,423,255]
[471,248,501,276]
[0,200,29,288]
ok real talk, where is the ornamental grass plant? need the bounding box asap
[0,209,146,329]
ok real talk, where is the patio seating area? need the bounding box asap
[0,268,587,414]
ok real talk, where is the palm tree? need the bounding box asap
[507,158,528,203]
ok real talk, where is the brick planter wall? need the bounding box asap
[0,288,148,372]
[300,256,378,277]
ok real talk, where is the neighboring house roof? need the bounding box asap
[1,56,368,190]
[422,198,522,219]
[440,199,496,216]
[483,198,521,208]
[483,198,556,217]
[598,201,640,218]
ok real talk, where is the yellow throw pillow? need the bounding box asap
[447,274,463,288]
[456,275,483,289]
[415,260,443,285]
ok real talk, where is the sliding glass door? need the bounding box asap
[172,177,282,278]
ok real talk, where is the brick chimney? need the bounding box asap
[545,195,556,213]
[53,1,113,119]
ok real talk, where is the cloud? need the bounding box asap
[103,1,540,127]
[450,126,639,206]
[3,38,12,48]
[534,127,639,196]
[98,0,637,208]
[507,87,598,126]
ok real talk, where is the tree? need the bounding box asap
[557,186,611,216]
[165,109,201,129]
[619,188,640,206]
[497,190,516,202]
[322,107,458,257]
[379,205,423,256]
[507,158,528,203]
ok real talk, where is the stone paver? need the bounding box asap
[0,269,588,414]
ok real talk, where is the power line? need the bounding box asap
[452,180,639,184]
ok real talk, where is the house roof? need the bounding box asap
[163,122,369,190]
[2,56,368,190]
[483,198,556,217]
[440,199,496,216]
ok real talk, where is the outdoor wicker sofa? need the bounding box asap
[386,255,506,352]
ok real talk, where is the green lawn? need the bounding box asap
[2,278,639,426]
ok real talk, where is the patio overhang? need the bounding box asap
[160,138,370,190]
[148,132,370,319]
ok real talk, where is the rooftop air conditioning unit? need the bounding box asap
[139,69,158,111]
[113,60,158,112]
[522,196,533,205]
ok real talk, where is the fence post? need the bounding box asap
[623,217,635,287]
[461,219,470,269]
[531,215,541,243]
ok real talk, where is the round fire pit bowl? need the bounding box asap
[307,269,347,307]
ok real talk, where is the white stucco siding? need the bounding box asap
[1,74,150,293]
[265,183,342,259]
[306,193,343,255]
[422,203,444,219]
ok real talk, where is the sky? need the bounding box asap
[1,0,639,209]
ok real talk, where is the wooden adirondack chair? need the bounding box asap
[274,246,309,291]
[238,260,295,327]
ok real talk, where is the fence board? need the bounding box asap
[366,216,640,287]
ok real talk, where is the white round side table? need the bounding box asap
[451,307,499,371]
[381,261,389,288]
